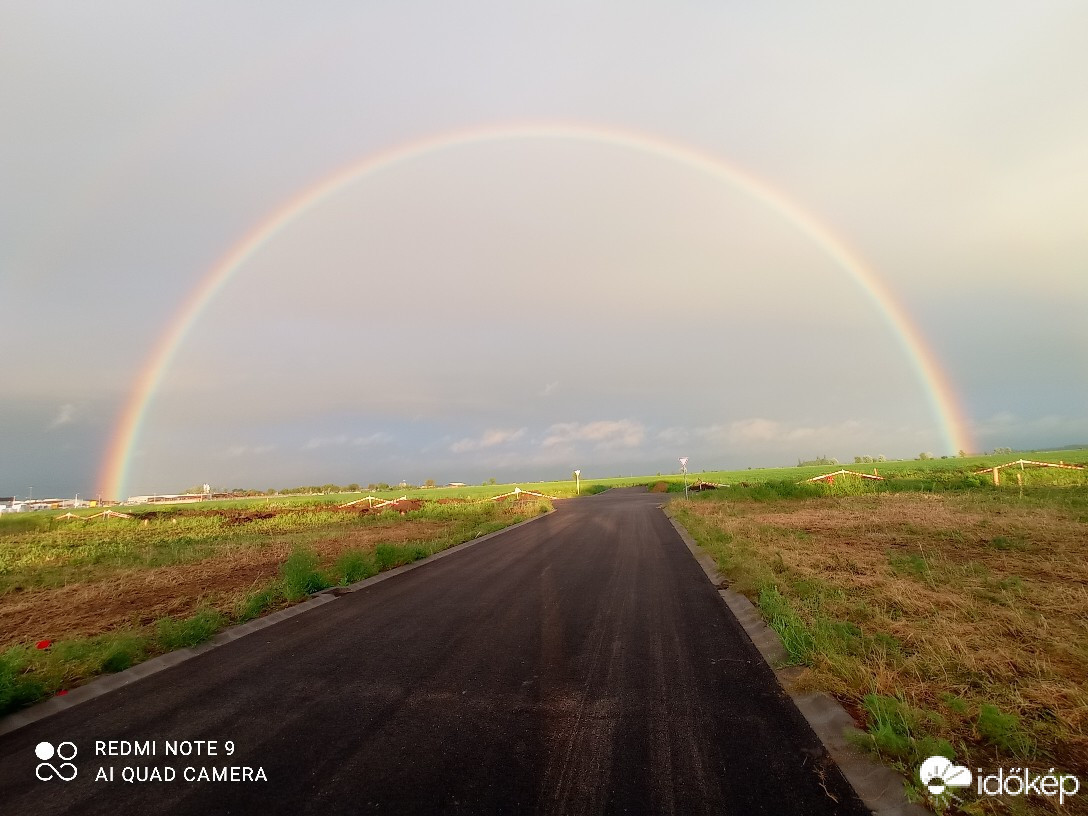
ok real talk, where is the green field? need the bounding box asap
[3,447,1086,812]
[0,498,550,716]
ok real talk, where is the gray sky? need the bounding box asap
[3,1,1086,499]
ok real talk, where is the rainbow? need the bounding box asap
[98,121,974,499]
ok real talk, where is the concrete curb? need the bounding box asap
[0,508,555,738]
[665,510,930,816]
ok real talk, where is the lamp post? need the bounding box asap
[679,457,689,499]
[574,470,581,496]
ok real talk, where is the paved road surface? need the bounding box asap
[0,488,869,815]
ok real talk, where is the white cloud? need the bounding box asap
[542,420,645,450]
[540,381,559,397]
[48,403,76,429]
[451,427,526,453]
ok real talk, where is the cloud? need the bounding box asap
[48,403,76,429]
[450,427,526,453]
[656,427,691,445]
[540,381,559,397]
[542,420,645,450]
[302,433,392,451]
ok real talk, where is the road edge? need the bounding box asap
[0,508,554,738]
[665,509,931,816]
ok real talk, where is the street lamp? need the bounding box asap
[574,470,581,495]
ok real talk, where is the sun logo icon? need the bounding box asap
[919,755,972,797]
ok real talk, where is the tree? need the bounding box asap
[424,479,436,488]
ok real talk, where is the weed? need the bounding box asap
[238,585,284,622]
[977,704,1035,757]
[757,585,814,663]
[155,609,225,650]
[0,650,45,716]
[281,547,332,600]
[374,543,429,571]
[334,550,378,584]
[862,694,953,766]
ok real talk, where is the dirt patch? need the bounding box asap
[649,482,668,493]
[0,520,447,649]
[676,491,1088,786]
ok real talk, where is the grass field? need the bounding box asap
[671,466,1088,815]
[2,448,1085,814]
[0,498,549,716]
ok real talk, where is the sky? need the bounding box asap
[2,1,1086,499]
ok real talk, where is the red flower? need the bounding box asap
[36,640,52,650]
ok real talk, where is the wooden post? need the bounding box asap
[992,467,1000,486]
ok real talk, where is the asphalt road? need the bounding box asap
[0,488,869,815]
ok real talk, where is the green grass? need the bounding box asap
[156,609,226,650]
[281,547,333,600]
[0,498,551,717]
[334,550,378,585]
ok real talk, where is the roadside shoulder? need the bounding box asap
[665,509,930,816]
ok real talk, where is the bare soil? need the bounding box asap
[0,520,446,648]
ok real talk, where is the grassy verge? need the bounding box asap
[0,498,549,717]
[672,479,1087,815]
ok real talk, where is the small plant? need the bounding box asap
[334,550,377,584]
[281,547,332,600]
[0,649,45,716]
[977,704,1035,757]
[373,543,429,571]
[155,609,225,650]
[758,585,814,663]
[862,693,952,766]
[238,585,284,621]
